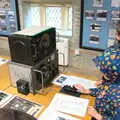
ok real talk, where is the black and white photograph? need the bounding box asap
[85,10,95,20]
[111,0,120,7]
[89,34,100,44]
[93,0,103,7]
[90,23,101,32]
[8,11,15,19]
[9,20,17,32]
[0,0,11,10]
[96,10,107,21]
[112,11,120,20]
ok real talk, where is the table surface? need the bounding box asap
[0,57,95,120]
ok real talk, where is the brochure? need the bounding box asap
[38,108,80,120]
[48,93,89,117]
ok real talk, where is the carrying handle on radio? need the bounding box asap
[33,69,44,92]
[32,44,38,57]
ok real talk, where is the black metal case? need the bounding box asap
[8,27,56,66]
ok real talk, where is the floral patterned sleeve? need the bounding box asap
[112,108,120,120]
[89,88,101,97]
[101,102,120,120]
[102,85,120,120]
[109,85,120,119]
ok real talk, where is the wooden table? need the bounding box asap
[0,60,95,120]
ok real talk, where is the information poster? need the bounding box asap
[0,0,20,36]
[81,0,120,50]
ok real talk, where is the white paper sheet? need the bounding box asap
[53,74,96,89]
[38,108,79,120]
[111,0,120,7]
[93,0,103,7]
[63,76,96,89]
[48,93,89,117]
[52,74,69,86]
[0,91,14,108]
[0,58,9,66]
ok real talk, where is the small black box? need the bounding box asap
[16,79,29,95]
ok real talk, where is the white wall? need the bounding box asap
[0,37,9,50]
[71,0,81,55]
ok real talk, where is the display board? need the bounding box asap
[81,0,120,50]
[0,0,20,36]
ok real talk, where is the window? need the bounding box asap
[68,7,72,30]
[23,3,41,28]
[23,2,72,35]
[46,7,62,29]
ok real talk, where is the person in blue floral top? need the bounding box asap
[74,22,120,120]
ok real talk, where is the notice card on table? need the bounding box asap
[48,93,89,117]
[0,58,9,66]
[0,91,14,108]
[53,74,96,89]
[52,74,69,86]
[38,108,79,120]
[63,76,96,89]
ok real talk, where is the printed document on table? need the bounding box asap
[52,74,69,86]
[38,108,80,120]
[48,93,89,117]
[0,58,9,66]
[63,76,96,89]
[0,91,14,108]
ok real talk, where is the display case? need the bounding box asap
[0,0,20,36]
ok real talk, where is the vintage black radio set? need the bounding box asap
[8,26,56,66]
[8,26,59,95]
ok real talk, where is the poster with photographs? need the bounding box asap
[0,0,19,36]
[90,23,101,32]
[111,0,120,7]
[112,11,120,20]
[82,0,120,50]
[89,34,100,44]
[85,10,95,20]
[96,10,107,21]
[93,0,103,7]
[3,96,44,117]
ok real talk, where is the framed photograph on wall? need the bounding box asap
[0,0,20,36]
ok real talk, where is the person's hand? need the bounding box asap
[88,106,102,120]
[94,80,102,86]
[74,84,91,94]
